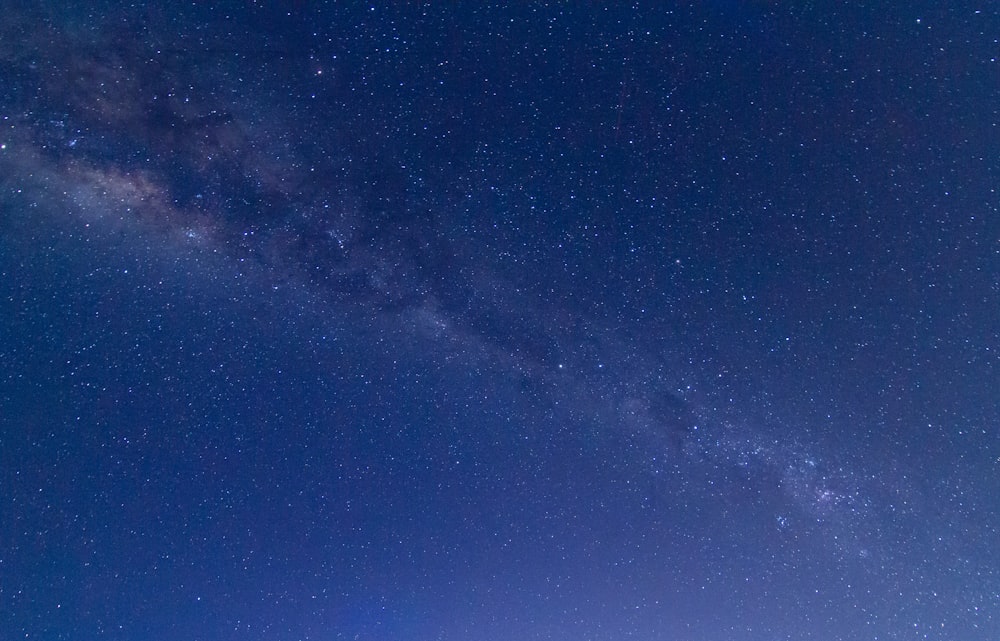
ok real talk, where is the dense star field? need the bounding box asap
[1,3,998,640]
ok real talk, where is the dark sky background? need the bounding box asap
[1,2,998,640]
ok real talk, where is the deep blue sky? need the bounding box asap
[1,3,998,640]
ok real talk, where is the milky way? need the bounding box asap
[3,5,997,640]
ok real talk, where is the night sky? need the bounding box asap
[2,3,998,640]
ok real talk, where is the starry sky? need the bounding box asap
[1,3,998,640]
